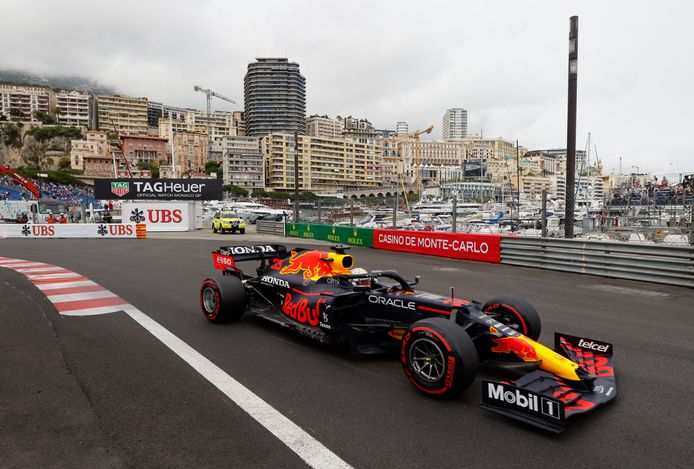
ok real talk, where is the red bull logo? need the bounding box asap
[492,337,540,362]
[279,251,352,280]
[281,292,325,326]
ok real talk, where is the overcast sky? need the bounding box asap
[3,0,692,176]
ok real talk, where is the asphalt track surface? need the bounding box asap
[1,237,693,468]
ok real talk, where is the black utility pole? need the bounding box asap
[565,15,579,238]
[293,132,300,222]
[516,140,521,220]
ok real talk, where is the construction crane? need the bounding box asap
[0,165,40,199]
[193,86,236,174]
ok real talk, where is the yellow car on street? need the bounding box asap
[212,212,246,234]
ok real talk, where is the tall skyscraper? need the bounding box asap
[244,58,306,137]
[442,108,468,140]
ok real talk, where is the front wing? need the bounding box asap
[481,333,617,432]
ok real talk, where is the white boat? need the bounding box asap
[224,201,288,223]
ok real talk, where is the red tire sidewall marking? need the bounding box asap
[402,326,454,395]
[200,280,221,320]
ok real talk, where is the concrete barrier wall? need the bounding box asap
[0,223,146,239]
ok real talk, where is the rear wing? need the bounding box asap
[212,244,288,271]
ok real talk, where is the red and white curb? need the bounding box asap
[0,257,129,316]
[0,255,351,469]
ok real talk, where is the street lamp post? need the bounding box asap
[565,16,579,239]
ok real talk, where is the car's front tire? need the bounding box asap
[200,276,247,322]
[481,295,541,340]
[402,318,478,398]
[213,225,218,233]
[240,228,245,234]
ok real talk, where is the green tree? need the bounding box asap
[8,108,25,120]
[28,125,82,142]
[205,160,222,179]
[0,123,22,147]
[251,188,268,198]
[58,156,72,171]
[32,110,56,125]
[151,160,160,178]
[222,184,248,197]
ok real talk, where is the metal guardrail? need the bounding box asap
[500,237,694,287]
[256,220,285,236]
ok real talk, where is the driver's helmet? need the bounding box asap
[350,267,371,288]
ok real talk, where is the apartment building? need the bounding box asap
[442,108,468,141]
[306,115,344,139]
[120,134,167,165]
[463,136,518,161]
[515,176,553,201]
[524,151,559,176]
[55,90,97,129]
[261,133,382,193]
[172,131,208,177]
[244,58,306,137]
[222,136,264,191]
[396,122,409,136]
[70,130,112,170]
[186,110,244,143]
[549,174,604,202]
[341,116,378,143]
[0,84,52,122]
[147,101,187,127]
[97,95,149,134]
[397,139,465,188]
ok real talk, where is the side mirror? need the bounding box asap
[410,275,420,287]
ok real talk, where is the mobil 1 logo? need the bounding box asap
[482,381,565,423]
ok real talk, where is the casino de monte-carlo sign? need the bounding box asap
[94,178,222,201]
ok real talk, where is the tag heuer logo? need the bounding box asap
[111,182,129,197]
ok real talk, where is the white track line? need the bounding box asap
[60,305,130,317]
[1,257,352,468]
[123,306,352,469]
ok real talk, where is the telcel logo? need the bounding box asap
[578,339,610,353]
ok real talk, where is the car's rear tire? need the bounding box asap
[481,295,541,340]
[240,228,245,234]
[200,276,247,322]
[402,318,478,398]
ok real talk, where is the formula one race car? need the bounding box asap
[199,244,617,432]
